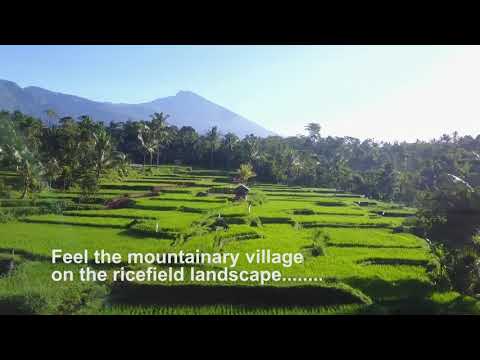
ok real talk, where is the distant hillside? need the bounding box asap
[0,79,275,137]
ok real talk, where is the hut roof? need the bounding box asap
[235,184,250,192]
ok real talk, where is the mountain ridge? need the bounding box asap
[0,79,275,137]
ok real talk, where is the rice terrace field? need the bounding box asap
[0,165,479,315]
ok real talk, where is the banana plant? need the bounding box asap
[238,163,256,184]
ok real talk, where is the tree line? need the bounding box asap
[0,109,480,295]
[1,110,480,205]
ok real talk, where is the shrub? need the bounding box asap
[248,190,267,206]
[448,249,480,295]
[0,199,75,218]
[1,206,44,217]
[105,197,135,209]
[127,220,179,239]
[247,215,262,227]
[1,294,49,314]
[392,226,405,233]
[0,211,14,223]
[0,199,35,207]
[427,244,480,295]
[310,229,330,256]
[39,199,75,208]
[0,263,108,315]
[78,171,100,202]
[126,219,141,228]
[224,217,247,225]
[56,284,108,315]
[208,215,230,230]
[0,179,12,198]
[42,200,71,215]
[179,206,204,213]
[65,203,105,211]
[78,196,105,204]
[426,256,451,291]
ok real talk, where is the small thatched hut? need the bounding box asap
[234,184,250,201]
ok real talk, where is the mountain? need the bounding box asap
[0,79,275,137]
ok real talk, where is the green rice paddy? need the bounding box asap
[0,166,478,315]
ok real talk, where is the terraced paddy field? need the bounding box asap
[0,166,479,315]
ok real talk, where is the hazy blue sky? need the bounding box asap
[0,45,478,142]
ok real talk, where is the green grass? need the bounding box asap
[22,214,133,228]
[0,261,107,314]
[1,164,479,315]
[63,209,204,228]
[97,304,367,315]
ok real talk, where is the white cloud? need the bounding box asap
[322,46,480,142]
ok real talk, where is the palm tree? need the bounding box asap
[440,133,452,144]
[137,123,155,168]
[78,115,97,143]
[223,132,239,168]
[243,134,260,164]
[18,157,44,199]
[44,109,58,128]
[1,144,45,198]
[206,126,219,169]
[113,151,130,178]
[150,112,170,165]
[283,148,302,185]
[177,126,198,164]
[305,123,321,143]
[92,128,112,180]
[61,165,73,191]
[44,157,61,189]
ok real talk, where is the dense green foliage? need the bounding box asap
[0,112,480,204]
[1,109,479,314]
[2,110,479,206]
